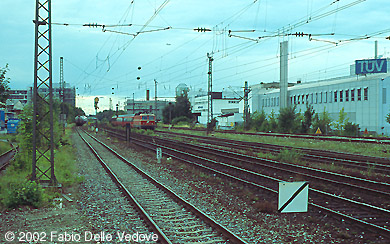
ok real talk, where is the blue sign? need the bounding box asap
[355,59,387,74]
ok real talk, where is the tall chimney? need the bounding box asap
[146,90,150,101]
[280,41,288,109]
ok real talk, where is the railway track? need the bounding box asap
[156,130,390,176]
[163,126,390,145]
[77,128,248,244]
[101,127,390,240]
[0,146,17,171]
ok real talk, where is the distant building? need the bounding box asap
[190,89,243,128]
[27,83,76,107]
[8,90,28,105]
[255,58,390,134]
[5,90,29,118]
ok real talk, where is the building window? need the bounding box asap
[334,91,338,102]
[294,96,296,104]
[339,90,343,102]
[383,88,387,104]
[298,95,300,104]
[357,88,362,101]
[306,94,309,104]
[324,92,327,103]
[329,91,332,103]
[315,93,318,104]
[345,90,349,102]
[351,89,355,101]
[310,94,313,104]
[277,97,279,106]
[319,92,322,103]
[364,87,368,101]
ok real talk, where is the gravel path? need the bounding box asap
[0,131,156,244]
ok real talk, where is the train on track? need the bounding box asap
[75,115,88,126]
[111,113,156,129]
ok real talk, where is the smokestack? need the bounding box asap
[146,90,150,101]
[280,41,288,109]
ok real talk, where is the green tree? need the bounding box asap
[344,122,359,136]
[268,110,278,132]
[312,108,333,135]
[332,107,349,135]
[173,92,192,119]
[278,106,299,133]
[250,110,268,131]
[300,104,315,133]
[386,113,390,125]
[162,92,193,124]
[162,102,175,124]
[0,64,11,105]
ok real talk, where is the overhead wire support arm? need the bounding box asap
[193,27,212,32]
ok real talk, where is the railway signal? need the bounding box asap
[94,97,99,110]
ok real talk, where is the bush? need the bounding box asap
[3,181,45,208]
[275,149,302,164]
[171,116,191,125]
[343,122,359,136]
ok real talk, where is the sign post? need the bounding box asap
[156,148,162,163]
[126,124,131,143]
[278,181,309,213]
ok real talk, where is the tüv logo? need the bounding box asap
[355,58,387,74]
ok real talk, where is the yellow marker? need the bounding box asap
[315,127,322,134]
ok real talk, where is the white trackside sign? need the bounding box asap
[278,181,309,213]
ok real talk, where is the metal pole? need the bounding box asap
[207,53,213,133]
[32,0,56,185]
[155,79,157,118]
[244,81,250,129]
[133,92,135,113]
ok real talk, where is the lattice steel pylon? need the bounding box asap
[207,53,214,128]
[32,0,57,185]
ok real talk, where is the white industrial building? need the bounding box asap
[190,90,243,129]
[253,58,390,135]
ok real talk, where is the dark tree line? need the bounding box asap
[162,92,193,124]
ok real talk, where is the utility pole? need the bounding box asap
[243,81,251,129]
[207,52,214,133]
[59,57,64,103]
[133,92,135,113]
[154,79,158,118]
[59,57,66,134]
[32,0,56,185]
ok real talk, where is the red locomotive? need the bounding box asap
[111,113,156,130]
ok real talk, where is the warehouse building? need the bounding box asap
[254,58,390,135]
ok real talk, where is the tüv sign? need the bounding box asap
[355,58,387,74]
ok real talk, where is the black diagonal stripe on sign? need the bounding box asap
[278,182,309,213]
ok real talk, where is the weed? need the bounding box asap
[275,149,302,164]
[2,181,46,208]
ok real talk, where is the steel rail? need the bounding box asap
[0,148,17,171]
[82,129,249,244]
[128,134,390,238]
[156,130,390,175]
[101,128,390,238]
[152,134,390,196]
[158,126,390,144]
[77,129,172,244]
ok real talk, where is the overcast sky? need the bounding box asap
[1,0,390,115]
